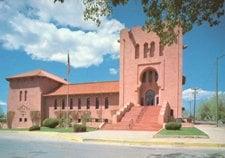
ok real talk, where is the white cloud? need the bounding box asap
[0,100,6,106]
[0,0,124,68]
[182,88,225,101]
[109,68,118,75]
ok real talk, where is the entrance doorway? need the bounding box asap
[145,90,155,106]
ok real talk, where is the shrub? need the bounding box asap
[73,124,87,132]
[42,118,59,128]
[165,122,182,130]
[29,125,40,131]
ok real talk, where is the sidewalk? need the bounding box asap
[76,125,225,148]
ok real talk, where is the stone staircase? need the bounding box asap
[102,106,162,131]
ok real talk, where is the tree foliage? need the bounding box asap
[53,0,225,45]
[30,111,41,126]
[7,111,15,129]
[197,94,225,123]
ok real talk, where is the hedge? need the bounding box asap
[29,125,40,131]
[165,122,182,130]
[73,124,87,132]
[42,118,59,128]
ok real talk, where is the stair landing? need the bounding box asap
[102,106,162,131]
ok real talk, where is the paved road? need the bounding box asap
[0,132,225,158]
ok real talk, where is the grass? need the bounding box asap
[0,126,97,133]
[155,127,208,137]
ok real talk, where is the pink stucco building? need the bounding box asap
[6,27,183,130]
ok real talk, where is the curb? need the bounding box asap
[83,138,225,148]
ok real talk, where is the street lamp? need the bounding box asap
[216,54,225,127]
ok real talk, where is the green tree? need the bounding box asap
[30,111,41,126]
[53,0,225,45]
[197,94,225,122]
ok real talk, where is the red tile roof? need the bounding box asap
[6,69,68,84]
[45,81,119,96]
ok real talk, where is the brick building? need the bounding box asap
[6,27,183,130]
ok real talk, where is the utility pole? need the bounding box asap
[189,100,192,118]
[216,54,225,127]
[192,88,198,124]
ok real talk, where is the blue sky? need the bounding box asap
[0,0,225,113]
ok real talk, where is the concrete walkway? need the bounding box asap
[75,125,225,148]
[76,130,157,142]
[195,124,225,144]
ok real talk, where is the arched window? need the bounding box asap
[86,98,90,109]
[143,43,148,58]
[142,72,147,83]
[141,69,158,84]
[135,44,139,59]
[150,42,155,57]
[95,98,99,109]
[19,91,22,101]
[24,90,27,101]
[62,99,65,109]
[70,98,73,109]
[105,97,109,109]
[78,98,81,109]
[159,43,164,56]
[54,99,57,110]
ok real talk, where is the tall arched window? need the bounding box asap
[78,98,81,109]
[86,98,90,109]
[62,99,65,109]
[150,42,155,57]
[95,98,99,109]
[105,97,109,109]
[54,99,57,110]
[24,90,27,101]
[135,44,139,59]
[19,91,22,101]
[143,43,148,58]
[159,43,164,56]
[70,98,73,109]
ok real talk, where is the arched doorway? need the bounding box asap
[139,68,159,106]
[145,90,155,106]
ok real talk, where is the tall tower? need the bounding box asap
[119,27,183,118]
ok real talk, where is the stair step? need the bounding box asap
[102,105,162,131]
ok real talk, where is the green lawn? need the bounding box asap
[0,126,97,133]
[155,127,208,138]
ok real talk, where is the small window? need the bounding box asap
[70,98,73,109]
[19,91,22,101]
[105,97,109,109]
[24,90,27,101]
[150,42,155,57]
[78,119,81,123]
[62,99,65,110]
[156,97,159,105]
[78,98,81,109]
[95,118,100,122]
[104,119,108,123]
[95,98,99,109]
[143,43,148,58]
[54,99,57,110]
[86,98,90,109]
[19,118,22,122]
[135,44,139,59]
[24,118,27,122]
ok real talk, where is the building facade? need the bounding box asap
[6,27,183,130]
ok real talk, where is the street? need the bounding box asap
[0,132,225,158]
